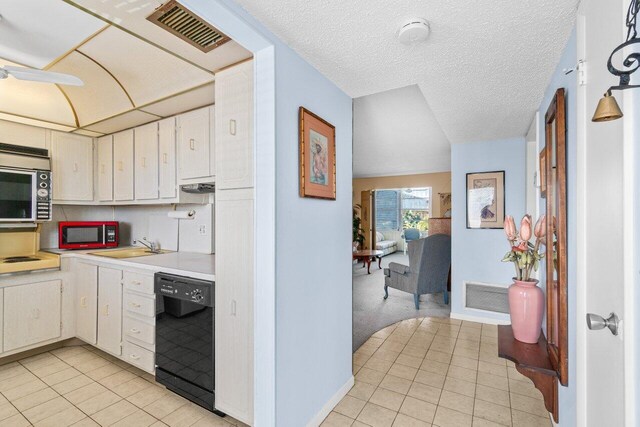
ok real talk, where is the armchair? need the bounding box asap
[383,234,451,309]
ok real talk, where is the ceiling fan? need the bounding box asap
[0,65,83,86]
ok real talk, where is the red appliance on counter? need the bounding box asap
[58,221,119,249]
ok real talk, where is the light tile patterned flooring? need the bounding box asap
[322,317,552,427]
[0,345,246,427]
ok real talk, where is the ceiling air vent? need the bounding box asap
[147,0,231,53]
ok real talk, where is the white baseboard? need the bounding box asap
[306,375,354,427]
[450,311,510,325]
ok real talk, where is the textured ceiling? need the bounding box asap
[353,85,450,178]
[233,0,578,145]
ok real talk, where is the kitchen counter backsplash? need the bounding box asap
[41,204,214,254]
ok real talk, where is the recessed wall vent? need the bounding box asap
[147,0,231,53]
[464,282,509,314]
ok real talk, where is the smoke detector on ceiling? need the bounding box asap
[398,18,430,45]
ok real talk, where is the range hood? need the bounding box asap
[181,183,215,194]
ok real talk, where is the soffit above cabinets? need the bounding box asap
[0,0,251,136]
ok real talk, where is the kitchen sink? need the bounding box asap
[88,248,172,259]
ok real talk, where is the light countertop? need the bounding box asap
[45,247,215,282]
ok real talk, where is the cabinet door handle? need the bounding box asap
[189,139,195,150]
[73,163,78,173]
[129,354,140,360]
[141,157,146,168]
[117,161,123,172]
[80,296,87,308]
[229,119,237,136]
[130,280,141,286]
[101,164,105,174]
[231,300,237,316]
[163,153,168,164]
[129,328,140,334]
[32,308,40,319]
[103,304,109,316]
[130,302,141,308]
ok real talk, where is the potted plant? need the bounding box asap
[502,214,546,343]
[353,204,365,251]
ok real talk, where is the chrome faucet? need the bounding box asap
[133,237,160,254]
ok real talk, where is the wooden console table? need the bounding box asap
[498,325,559,422]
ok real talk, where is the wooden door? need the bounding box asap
[215,189,254,424]
[51,132,93,201]
[215,60,253,190]
[360,191,372,249]
[113,130,134,201]
[76,262,98,345]
[97,267,123,356]
[158,117,177,199]
[134,122,159,200]
[97,135,113,202]
[177,107,211,180]
[3,280,61,352]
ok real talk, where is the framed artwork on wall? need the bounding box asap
[466,171,505,229]
[539,149,547,198]
[299,107,336,200]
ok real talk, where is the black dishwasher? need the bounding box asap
[155,272,216,411]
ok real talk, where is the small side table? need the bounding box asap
[353,250,383,274]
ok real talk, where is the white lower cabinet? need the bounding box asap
[215,188,254,424]
[76,262,98,345]
[3,280,62,352]
[97,267,123,356]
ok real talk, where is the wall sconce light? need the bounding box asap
[592,0,640,122]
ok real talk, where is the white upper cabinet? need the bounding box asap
[215,60,254,190]
[135,122,159,200]
[113,129,134,201]
[177,106,214,182]
[97,135,113,201]
[51,132,94,201]
[158,118,177,199]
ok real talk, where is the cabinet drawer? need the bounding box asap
[124,292,155,318]
[123,316,155,346]
[122,341,155,373]
[123,271,154,295]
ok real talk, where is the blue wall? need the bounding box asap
[451,138,526,322]
[536,28,577,427]
[184,1,354,425]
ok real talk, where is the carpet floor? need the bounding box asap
[352,252,451,352]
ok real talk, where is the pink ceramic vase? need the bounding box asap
[508,279,544,344]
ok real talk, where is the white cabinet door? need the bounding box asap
[76,262,98,345]
[51,132,94,201]
[98,267,123,355]
[215,189,254,423]
[113,130,134,201]
[215,60,253,190]
[135,123,159,200]
[97,135,113,201]
[177,107,211,180]
[3,280,62,352]
[159,117,177,199]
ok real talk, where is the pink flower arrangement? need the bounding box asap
[502,214,546,281]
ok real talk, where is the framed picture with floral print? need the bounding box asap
[466,170,505,229]
[299,107,336,200]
